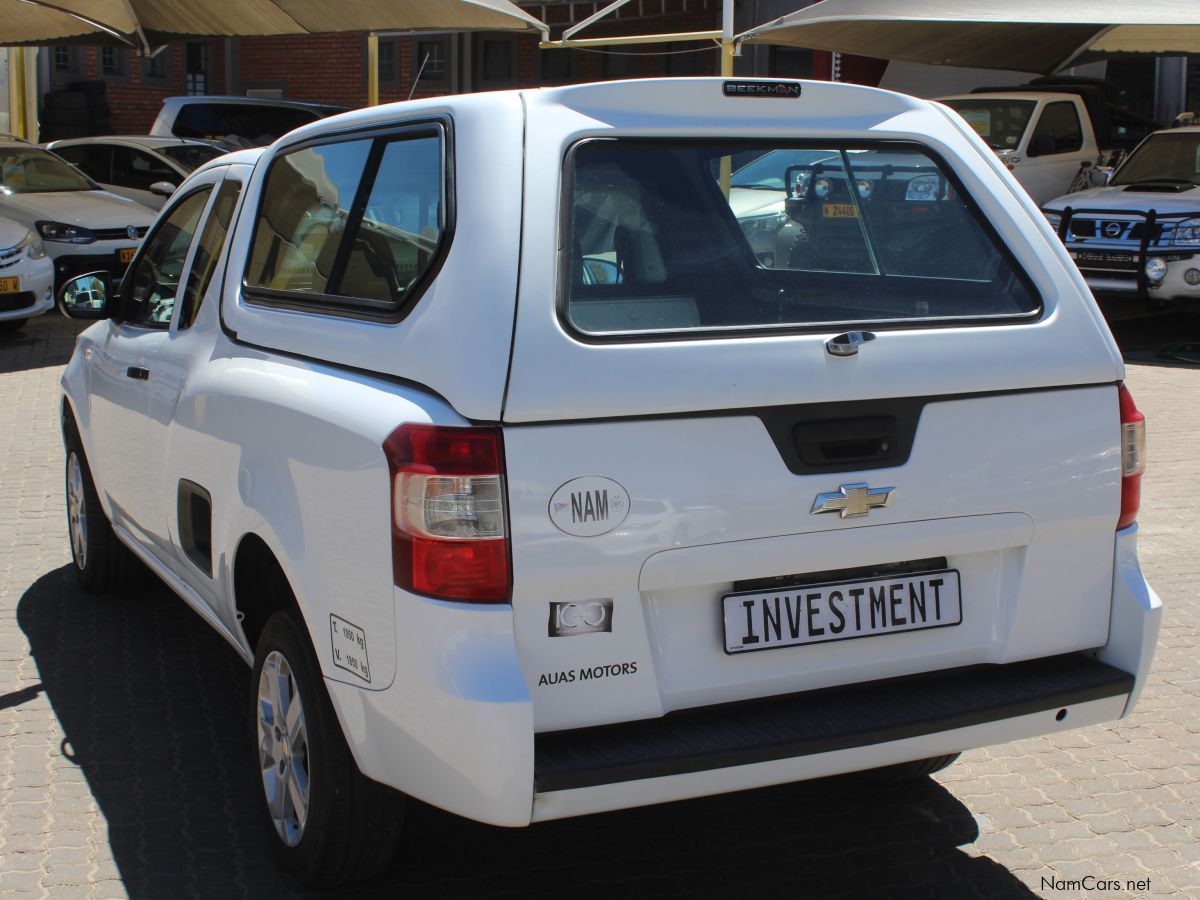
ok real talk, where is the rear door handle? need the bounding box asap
[126,366,150,380]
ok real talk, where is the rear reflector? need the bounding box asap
[384,424,511,603]
[1117,384,1145,531]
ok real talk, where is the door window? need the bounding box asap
[121,188,212,328]
[110,147,179,191]
[1030,102,1084,155]
[178,179,243,328]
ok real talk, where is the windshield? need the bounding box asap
[161,143,226,172]
[172,103,321,147]
[1110,132,1200,187]
[564,141,1039,337]
[942,99,1037,151]
[0,147,96,194]
[732,149,840,189]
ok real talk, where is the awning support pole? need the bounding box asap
[367,32,379,106]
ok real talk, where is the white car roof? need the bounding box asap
[48,135,228,149]
[159,95,335,112]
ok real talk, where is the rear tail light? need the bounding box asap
[1117,383,1145,531]
[383,424,511,603]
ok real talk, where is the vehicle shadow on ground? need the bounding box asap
[1106,309,1200,366]
[0,316,87,375]
[18,565,1037,899]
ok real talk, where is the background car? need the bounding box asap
[47,136,235,210]
[0,214,54,333]
[149,96,346,148]
[1043,125,1200,310]
[0,137,153,290]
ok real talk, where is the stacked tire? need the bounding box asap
[40,81,113,140]
[40,90,89,140]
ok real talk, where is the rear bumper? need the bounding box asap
[1097,523,1161,714]
[534,654,1131,795]
[532,693,1129,822]
[326,528,1157,827]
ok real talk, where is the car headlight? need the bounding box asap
[21,229,47,259]
[1171,217,1200,245]
[1043,210,1063,232]
[813,178,832,199]
[738,210,787,241]
[905,175,939,202]
[855,179,873,199]
[1144,257,1168,282]
[36,220,96,244]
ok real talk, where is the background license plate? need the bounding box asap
[119,248,136,263]
[723,570,961,654]
[0,277,19,293]
[822,203,858,218]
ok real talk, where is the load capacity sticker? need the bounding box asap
[330,614,371,683]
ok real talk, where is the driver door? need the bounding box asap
[85,182,213,553]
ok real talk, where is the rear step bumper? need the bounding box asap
[535,654,1132,794]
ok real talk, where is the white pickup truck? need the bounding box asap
[940,86,1157,205]
[57,78,1160,887]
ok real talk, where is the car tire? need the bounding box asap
[252,610,404,887]
[41,107,90,127]
[863,753,961,784]
[0,318,27,333]
[64,431,142,594]
[68,80,108,96]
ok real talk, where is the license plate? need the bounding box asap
[119,248,136,264]
[1072,249,1136,269]
[0,276,18,293]
[822,203,858,219]
[723,569,962,654]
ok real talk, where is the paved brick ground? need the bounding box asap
[1,313,1198,899]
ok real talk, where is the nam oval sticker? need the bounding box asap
[549,477,630,537]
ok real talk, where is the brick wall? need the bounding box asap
[46,42,225,135]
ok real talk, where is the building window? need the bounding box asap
[143,50,168,80]
[415,40,448,82]
[665,43,710,77]
[101,47,127,77]
[540,48,574,84]
[482,39,513,81]
[186,43,209,95]
[53,46,79,75]
[601,51,636,80]
[770,46,813,78]
[378,40,397,83]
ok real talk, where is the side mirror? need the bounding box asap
[149,181,177,197]
[58,271,112,320]
[1027,134,1056,157]
[581,256,622,285]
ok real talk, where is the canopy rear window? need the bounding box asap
[562,140,1040,338]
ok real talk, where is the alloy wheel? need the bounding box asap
[67,452,88,569]
[257,650,311,846]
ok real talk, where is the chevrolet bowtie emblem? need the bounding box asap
[810,483,896,519]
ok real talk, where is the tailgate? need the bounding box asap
[505,387,1122,731]
[503,81,1125,732]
